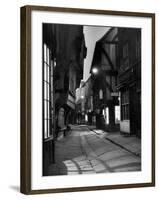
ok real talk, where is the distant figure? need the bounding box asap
[58,107,65,129]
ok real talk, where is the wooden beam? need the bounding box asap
[102,41,118,44]
[101,47,115,70]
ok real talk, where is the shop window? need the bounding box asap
[106,107,109,124]
[43,43,54,139]
[121,90,129,120]
[103,107,109,125]
[115,106,120,124]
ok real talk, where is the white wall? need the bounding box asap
[0,0,159,199]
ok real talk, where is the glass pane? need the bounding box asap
[46,47,49,64]
[47,102,50,118]
[47,65,49,83]
[43,44,54,139]
[47,119,50,137]
[51,93,53,107]
[115,106,120,123]
[44,119,47,139]
[106,107,109,124]
[123,106,125,120]
[44,100,47,119]
[127,105,129,119]
[125,105,127,119]
[44,63,47,81]
[44,81,47,99]
[47,83,50,101]
[43,43,47,62]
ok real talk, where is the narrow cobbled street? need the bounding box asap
[48,125,141,175]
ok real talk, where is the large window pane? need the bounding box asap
[121,90,129,120]
[43,43,53,139]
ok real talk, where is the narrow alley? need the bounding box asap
[42,25,142,176]
[47,125,141,176]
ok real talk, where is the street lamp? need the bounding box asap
[81,95,84,99]
[92,67,99,75]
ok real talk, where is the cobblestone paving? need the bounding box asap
[48,125,141,175]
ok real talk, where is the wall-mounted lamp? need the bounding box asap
[81,95,84,99]
[92,67,99,75]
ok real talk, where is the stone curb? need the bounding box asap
[89,128,141,158]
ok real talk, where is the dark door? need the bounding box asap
[130,86,137,135]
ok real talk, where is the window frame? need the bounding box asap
[43,43,54,140]
[121,90,130,120]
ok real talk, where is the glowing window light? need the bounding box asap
[85,114,88,122]
[106,107,109,124]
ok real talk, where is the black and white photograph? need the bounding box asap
[20,6,155,194]
[42,23,142,176]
